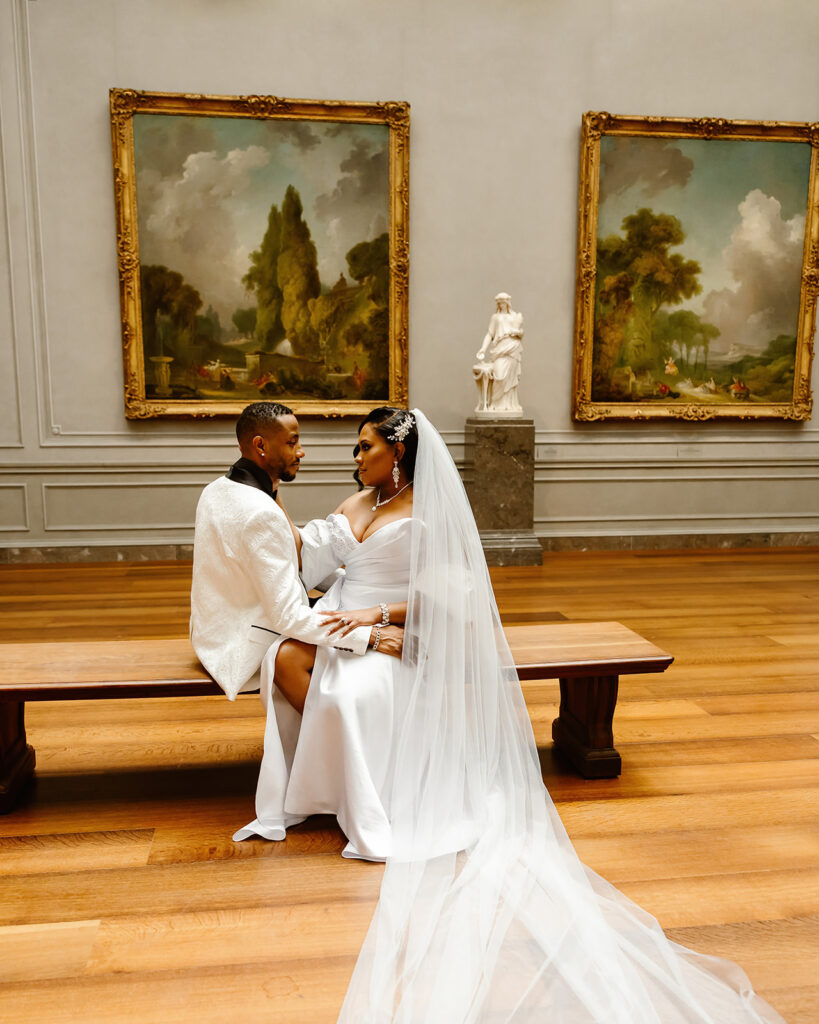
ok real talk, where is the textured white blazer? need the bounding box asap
[190,475,369,700]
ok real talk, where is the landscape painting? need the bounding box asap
[572,113,818,421]
[110,91,409,418]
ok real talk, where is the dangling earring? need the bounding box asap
[392,458,400,487]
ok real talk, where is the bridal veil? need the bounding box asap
[338,409,783,1023]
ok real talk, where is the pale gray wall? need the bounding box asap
[1,0,818,552]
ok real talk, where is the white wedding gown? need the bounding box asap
[233,512,412,860]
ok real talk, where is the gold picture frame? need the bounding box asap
[110,89,409,419]
[572,112,819,421]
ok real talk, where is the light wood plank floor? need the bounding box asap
[0,549,817,1023]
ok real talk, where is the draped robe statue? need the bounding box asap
[473,292,524,417]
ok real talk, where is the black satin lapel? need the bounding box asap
[226,458,277,501]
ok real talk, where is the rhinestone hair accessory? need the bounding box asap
[387,412,415,443]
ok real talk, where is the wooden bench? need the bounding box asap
[0,622,672,812]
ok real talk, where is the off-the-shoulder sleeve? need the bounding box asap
[299,516,346,592]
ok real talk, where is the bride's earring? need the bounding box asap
[392,458,400,487]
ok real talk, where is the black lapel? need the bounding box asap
[226,458,277,502]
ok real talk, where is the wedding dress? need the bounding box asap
[233,512,412,861]
[246,409,785,1022]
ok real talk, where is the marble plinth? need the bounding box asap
[465,417,542,566]
[477,530,543,567]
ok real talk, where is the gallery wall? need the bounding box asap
[1,0,818,556]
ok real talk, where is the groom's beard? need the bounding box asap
[276,458,301,483]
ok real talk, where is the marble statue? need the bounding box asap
[473,292,524,417]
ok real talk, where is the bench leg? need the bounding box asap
[551,674,621,779]
[0,701,36,813]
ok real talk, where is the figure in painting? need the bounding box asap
[730,376,750,399]
[473,292,524,417]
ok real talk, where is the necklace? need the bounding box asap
[371,481,412,511]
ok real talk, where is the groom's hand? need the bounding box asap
[372,625,403,659]
[320,606,380,637]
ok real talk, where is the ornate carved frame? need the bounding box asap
[110,89,410,419]
[572,112,819,422]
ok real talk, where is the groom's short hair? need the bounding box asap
[236,402,294,444]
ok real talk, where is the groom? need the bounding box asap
[191,401,402,701]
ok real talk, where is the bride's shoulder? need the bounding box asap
[333,488,375,517]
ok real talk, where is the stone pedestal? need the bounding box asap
[465,417,542,566]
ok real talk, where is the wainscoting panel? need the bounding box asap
[41,480,214,533]
[0,484,28,532]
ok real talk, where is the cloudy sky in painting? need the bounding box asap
[132,113,390,326]
[597,136,811,356]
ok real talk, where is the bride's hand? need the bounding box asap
[319,606,380,638]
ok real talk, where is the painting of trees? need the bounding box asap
[231,307,257,339]
[111,91,409,417]
[593,208,707,396]
[242,205,284,352]
[139,265,202,361]
[242,186,326,360]
[277,185,321,359]
[241,187,389,397]
[573,113,817,420]
[653,310,720,376]
[308,232,391,397]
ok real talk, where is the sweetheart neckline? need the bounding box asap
[333,512,412,546]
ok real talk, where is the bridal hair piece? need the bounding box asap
[339,409,783,1023]
[386,411,415,443]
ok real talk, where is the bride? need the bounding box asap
[232,405,414,860]
[242,407,784,1023]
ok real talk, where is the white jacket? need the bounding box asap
[190,474,369,700]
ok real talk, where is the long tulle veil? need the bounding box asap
[338,409,783,1023]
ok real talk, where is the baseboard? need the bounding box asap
[0,544,194,564]
[1,532,818,563]
[538,532,819,552]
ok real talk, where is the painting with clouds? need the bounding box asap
[110,91,409,418]
[572,113,818,421]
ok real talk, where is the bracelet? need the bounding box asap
[379,602,389,626]
[372,624,382,651]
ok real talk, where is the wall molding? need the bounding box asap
[537,470,819,484]
[32,424,819,449]
[9,0,54,449]
[0,0,27,449]
[35,424,471,448]
[2,453,816,476]
[41,479,212,532]
[0,104,24,449]
[534,427,819,443]
[0,482,29,531]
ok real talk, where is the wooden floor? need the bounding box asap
[0,549,817,1023]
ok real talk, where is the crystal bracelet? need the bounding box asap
[379,602,390,626]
